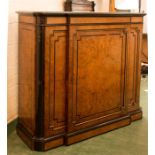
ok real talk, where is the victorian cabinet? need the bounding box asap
[17,12,145,151]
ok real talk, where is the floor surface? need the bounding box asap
[7,77,148,155]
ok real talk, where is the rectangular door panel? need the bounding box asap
[126,25,143,112]
[68,26,128,132]
[44,27,67,137]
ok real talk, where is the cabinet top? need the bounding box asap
[17,11,146,17]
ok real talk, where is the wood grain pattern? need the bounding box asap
[126,24,143,112]
[18,23,36,135]
[46,17,67,25]
[66,116,130,145]
[19,15,36,24]
[44,138,64,150]
[126,28,139,111]
[44,26,67,137]
[131,17,143,23]
[17,13,145,151]
[70,17,130,24]
[67,26,128,132]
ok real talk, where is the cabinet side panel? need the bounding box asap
[18,23,36,135]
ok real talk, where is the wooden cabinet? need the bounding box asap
[17,12,145,151]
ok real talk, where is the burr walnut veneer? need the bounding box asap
[17,12,145,151]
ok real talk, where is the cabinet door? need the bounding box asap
[67,25,129,132]
[126,25,143,112]
[44,26,67,137]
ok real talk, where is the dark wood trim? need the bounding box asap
[66,115,130,137]
[66,117,131,145]
[18,22,144,27]
[65,109,142,145]
[43,22,143,27]
[35,16,46,140]
[17,122,65,151]
[17,122,65,143]
[129,108,143,121]
[16,107,142,151]
[17,12,146,17]
[64,15,70,144]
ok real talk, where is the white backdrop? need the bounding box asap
[115,0,139,10]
